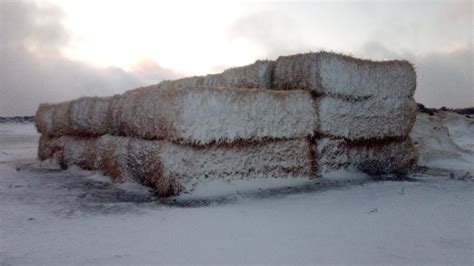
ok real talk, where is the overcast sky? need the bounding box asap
[0,0,472,116]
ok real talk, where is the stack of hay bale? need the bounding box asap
[36,52,418,197]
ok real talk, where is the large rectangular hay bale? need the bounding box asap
[318,96,417,140]
[35,104,55,136]
[315,137,418,175]
[155,76,205,90]
[35,101,70,137]
[68,97,113,136]
[273,52,416,99]
[35,97,114,137]
[202,60,273,89]
[38,135,316,197]
[142,60,273,92]
[35,87,317,144]
[131,87,317,144]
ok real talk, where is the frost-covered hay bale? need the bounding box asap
[203,60,273,89]
[128,87,317,144]
[158,138,316,195]
[108,89,155,137]
[68,97,112,136]
[35,86,317,143]
[35,102,71,137]
[35,104,55,135]
[127,138,180,196]
[40,135,130,180]
[318,96,417,140]
[273,52,416,98]
[95,135,130,181]
[37,135,66,166]
[316,137,417,175]
[100,137,316,197]
[126,138,161,185]
[145,60,273,91]
[38,134,61,161]
[51,101,71,137]
[38,135,316,197]
[58,136,99,170]
[155,76,205,90]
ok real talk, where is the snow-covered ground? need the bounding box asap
[1,114,473,264]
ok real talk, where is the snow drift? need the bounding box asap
[35,51,418,196]
[410,112,474,168]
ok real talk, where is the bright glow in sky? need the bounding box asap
[1,0,472,116]
[53,1,259,75]
[51,1,472,76]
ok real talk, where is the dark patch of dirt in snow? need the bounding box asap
[6,161,461,211]
[1,161,158,217]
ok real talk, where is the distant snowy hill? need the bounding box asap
[0,116,34,123]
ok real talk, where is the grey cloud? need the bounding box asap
[0,1,178,116]
[361,42,473,108]
[228,12,315,59]
[229,3,472,108]
[414,48,473,108]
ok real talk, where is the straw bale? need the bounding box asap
[273,52,416,99]
[315,137,418,175]
[318,96,417,140]
[39,135,315,197]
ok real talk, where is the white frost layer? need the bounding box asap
[273,52,416,98]
[318,96,417,140]
[315,137,417,174]
[39,135,315,196]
